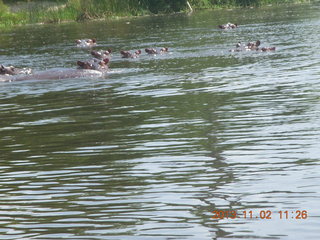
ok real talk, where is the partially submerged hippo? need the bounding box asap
[0,65,32,75]
[230,40,276,52]
[120,49,142,58]
[218,23,238,29]
[0,58,109,82]
[76,38,97,48]
[77,58,109,70]
[246,40,261,50]
[0,69,105,82]
[145,47,169,55]
[91,49,112,59]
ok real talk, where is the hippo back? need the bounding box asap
[1,68,105,82]
[0,75,12,82]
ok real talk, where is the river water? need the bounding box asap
[1,3,320,239]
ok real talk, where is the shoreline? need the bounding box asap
[0,0,310,29]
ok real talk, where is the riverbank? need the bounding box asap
[0,0,309,28]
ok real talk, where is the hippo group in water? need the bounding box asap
[0,38,172,82]
[0,39,113,82]
[229,40,276,52]
[0,56,109,82]
[1,34,276,83]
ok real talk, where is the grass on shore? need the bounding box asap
[0,0,308,28]
[0,0,151,27]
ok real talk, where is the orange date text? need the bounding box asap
[211,210,308,220]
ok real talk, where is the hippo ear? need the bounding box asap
[107,48,112,53]
[103,58,109,64]
[138,49,142,54]
[75,39,81,44]
[92,38,97,43]
[256,40,261,47]
[77,61,85,68]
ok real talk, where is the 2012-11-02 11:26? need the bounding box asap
[211,210,308,219]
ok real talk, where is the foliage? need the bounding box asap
[0,0,308,27]
[0,0,8,13]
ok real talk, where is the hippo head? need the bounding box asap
[246,40,261,49]
[230,23,238,28]
[135,49,142,55]
[91,49,112,59]
[160,47,169,53]
[0,65,32,75]
[91,50,99,58]
[145,48,158,54]
[85,38,97,46]
[247,42,254,48]
[76,38,97,48]
[0,65,16,75]
[77,61,91,69]
[121,50,142,58]
[77,58,109,71]
[98,58,109,70]
[120,50,133,58]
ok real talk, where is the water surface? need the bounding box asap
[1,3,320,239]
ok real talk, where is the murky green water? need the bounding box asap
[1,3,320,239]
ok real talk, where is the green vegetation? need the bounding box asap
[0,0,307,27]
[189,0,299,8]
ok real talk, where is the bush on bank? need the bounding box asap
[0,0,307,27]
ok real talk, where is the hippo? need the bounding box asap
[120,49,142,58]
[229,42,243,52]
[159,47,169,53]
[229,40,275,52]
[91,49,112,59]
[246,40,261,50]
[76,38,97,48]
[0,58,109,82]
[145,47,169,55]
[0,65,32,75]
[218,23,238,29]
[77,58,109,70]
[260,47,276,52]
[145,48,158,55]
[0,69,105,82]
